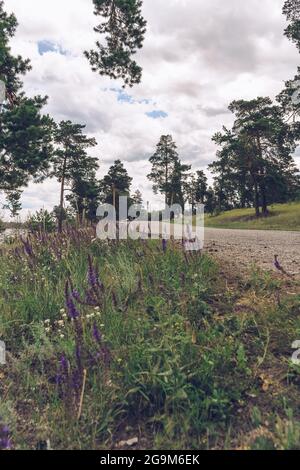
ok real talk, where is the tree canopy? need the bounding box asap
[85,0,147,87]
[283,0,300,51]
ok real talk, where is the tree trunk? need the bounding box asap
[112,184,116,209]
[58,156,67,233]
[252,175,260,217]
[260,181,269,217]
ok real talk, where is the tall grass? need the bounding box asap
[0,229,299,449]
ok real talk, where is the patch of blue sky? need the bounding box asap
[108,88,168,118]
[146,110,168,119]
[109,88,135,104]
[38,40,66,56]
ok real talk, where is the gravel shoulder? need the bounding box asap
[204,228,300,278]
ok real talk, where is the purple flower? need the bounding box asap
[87,255,103,291]
[162,238,167,253]
[72,289,85,305]
[75,343,83,374]
[65,281,80,319]
[67,297,80,320]
[0,422,11,450]
[85,290,98,306]
[87,255,98,287]
[20,236,35,258]
[92,322,102,344]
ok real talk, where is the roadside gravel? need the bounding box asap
[205,228,300,278]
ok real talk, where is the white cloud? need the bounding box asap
[3,0,300,217]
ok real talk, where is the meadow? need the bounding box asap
[205,202,300,231]
[0,229,299,450]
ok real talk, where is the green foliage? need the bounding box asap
[85,0,147,87]
[101,159,132,217]
[148,135,180,205]
[210,97,299,217]
[0,5,53,218]
[186,170,208,213]
[26,209,56,233]
[0,1,31,98]
[131,189,143,206]
[283,0,300,52]
[0,2,54,214]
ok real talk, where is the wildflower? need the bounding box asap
[162,238,167,253]
[87,255,104,291]
[71,289,85,305]
[20,236,35,259]
[92,322,102,344]
[0,422,11,450]
[65,281,80,320]
[75,343,83,374]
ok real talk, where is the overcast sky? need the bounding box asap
[4,0,300,217]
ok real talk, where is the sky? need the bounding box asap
[3,0,300,217]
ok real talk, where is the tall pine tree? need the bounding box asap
[148,135,180,206]
[52,121,98,232]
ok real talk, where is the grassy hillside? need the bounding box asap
[0,229,299,450]
[205,202,300,231]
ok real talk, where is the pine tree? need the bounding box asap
[0,1,54,214]
[283,0,300,51]
[277,2,300,139]
[101,159,132,217]
[186,171,208,214]
[52,121,98,231]
[85,0,147,87]
[131,189,143,205]
[66,175,101,225]
[170,159,191,209]
[148,135,180,206]
[211,98,297,217]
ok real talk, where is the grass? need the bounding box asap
[205,202,300,231]
[0,228,299,450]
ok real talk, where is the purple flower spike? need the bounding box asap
[87,255,104,290]
[20,236,35,258]
[72,289,85,305]
[93,322,102,344]
[65,282,80,319]
[0,422,12,450]
[162,238,167,253]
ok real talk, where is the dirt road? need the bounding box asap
[204,228,300,278]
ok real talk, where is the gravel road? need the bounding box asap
[204,228,300,278]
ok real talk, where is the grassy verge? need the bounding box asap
[0,229,299,450]
[205,202,300,231]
